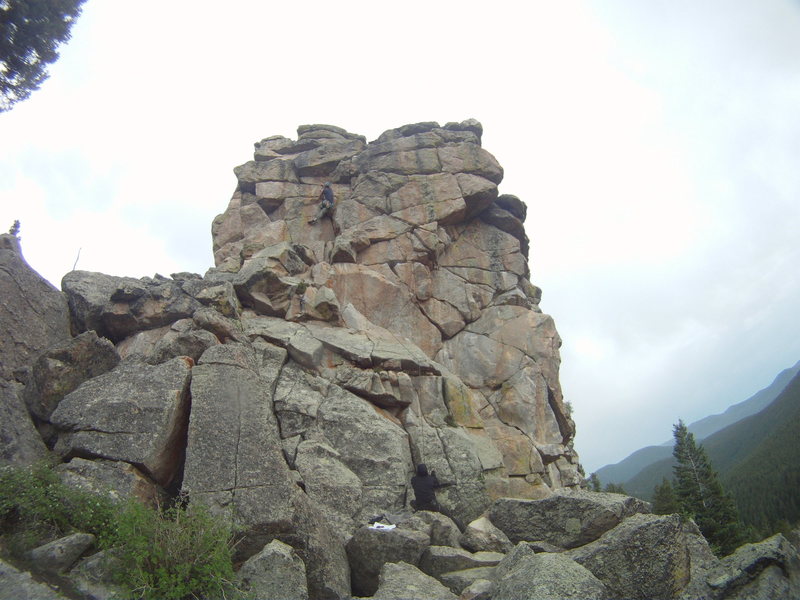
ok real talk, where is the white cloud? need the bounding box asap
[2,0,799,478]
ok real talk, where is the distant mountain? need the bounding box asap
[595,360,800,485]
[622,368,800,535]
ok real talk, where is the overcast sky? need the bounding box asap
[2,1,799,474]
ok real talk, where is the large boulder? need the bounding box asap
[418,545,504,579]
[23,330,120,422]
[236,539,309,600]
[51,356,193,490]
[704,533,800,600]
[566,513,700,600]
[61,271,201,343]
[488,490,650,548]
[0,235,71,382]
[0,558,69,600]
[492,549,608,600]
[459,516,514,554]
[26,533,96,574]
[346,525,430,597]
[371,561,458,600]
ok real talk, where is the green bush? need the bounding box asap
[0,462,116,553]
[1,463,241,599]
[110,499,239,600]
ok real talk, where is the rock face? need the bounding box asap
[0,232,71,383]
[208,120,579,512]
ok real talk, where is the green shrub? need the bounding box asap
[110,499,239,600]
[0,462,116,553]
[1,463,240,599]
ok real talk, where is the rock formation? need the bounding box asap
[2,121,799,599]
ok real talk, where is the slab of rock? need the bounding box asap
[51,356,193,489]
[294,440,363,535]
[438,566,498,595]
[459,516,513,554]
[62,271,201,343]
[419,546,504,579]
[27,533,96,574]
[346,525,430,597]
[459,578,493,600]
[492,551,608,600]
[56,457,158,504]
[23,330,120,421]
[372,561,458,600]
[0,380,48,465]
[705,533,800,600]
[488,490,650,548]
[0,558,68,600]
[412,511,462,548]
[0,236,71,382]
[183,343,349,600]
[236,539,309,600]
[566,513,694,600]
[69,550,125,600]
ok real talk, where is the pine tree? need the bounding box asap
[604,482,627,495]
[1,0,86,111]
[587,473,601,492]
[672,420,743,555]
[652,477,679,515]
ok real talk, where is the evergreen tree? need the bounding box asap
[604,482,627,494]
[1,0,86,111]
[587,473,601,492]
[652,477,679,515]
[672,420,743,555]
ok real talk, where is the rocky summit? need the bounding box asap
[2,120,799,600]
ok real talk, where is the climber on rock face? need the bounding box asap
[309,182,334,224]
[410,463,441,512]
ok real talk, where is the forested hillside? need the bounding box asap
[596,361,800,485]
[625,370,800,537]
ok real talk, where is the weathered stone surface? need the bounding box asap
[419,546,504,579]
[0,558,69,600]
[459,516,513,554]
[294,440,363,535]
[183,343,349,600]
[566,513,694,600]
[479,205,529,258]
[236,539,309,600]
[317,385,412,515]
[68,550,125,600]
[372,561,458,600]
[488,490,651,548]
[147,319,219,364]
[438,566,498,595]
[459,578,493,600]
[27,533,95,574]
[0,380,48,465]
[55,457,158,504]
[23,330,120,421]
[62,271,201,343]
[51,357,192,489]
[411,511,462,548]
[346,525,430,597]
[492,551,608,600]
[0,237,71,382]
[704,533,800,600]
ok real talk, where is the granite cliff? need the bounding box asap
[2,120,798,600]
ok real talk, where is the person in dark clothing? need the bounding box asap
[410,463,440,512]
[309,182,334,224]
